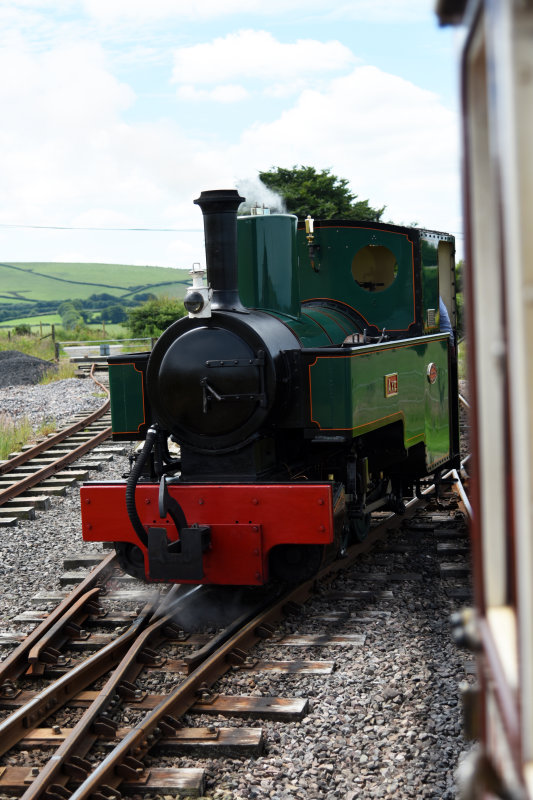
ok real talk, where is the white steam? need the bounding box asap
[236,175,287,215]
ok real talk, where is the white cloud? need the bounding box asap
[264,79,316,99]
[0,40,133,135]
[0,32,235,263]
[172,30,356,88]
[70,208,134,228]
[230,65,460,232]
[82,0,431,23]
[325,0,431,22]
[0,20,460,267]
[0,40,136,223]
[176,84,249,103]
[1,1,76,9]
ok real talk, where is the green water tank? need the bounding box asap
[237,214,300,318]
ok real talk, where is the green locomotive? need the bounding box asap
[81,190,459,584]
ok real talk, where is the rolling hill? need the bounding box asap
[0,262,191,308]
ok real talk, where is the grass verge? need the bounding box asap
[40,361,78,383]
[0,414,57,460]
[0,331,56,360]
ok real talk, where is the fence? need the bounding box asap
[0,320,124,340]
[1,322,57,340]
[61,338,154,360]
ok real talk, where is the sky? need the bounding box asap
[0,0,462,269]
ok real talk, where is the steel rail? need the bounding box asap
[0,365,111,505]
[446,467,473,519]
[0,586,206,765]
[0,552,117,691]
[2,480,460,800]
[18,586,204,800]
[87,363,109,396]
[3,507,421,800]
[0,596,161,759]
[0,398,110,477]
[27,587,102,675]
[459,393,470,410]
[63,496,437,800]
[65,589,308,800]
[0,426,112,505]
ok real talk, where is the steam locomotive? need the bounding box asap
[80,189,460,585]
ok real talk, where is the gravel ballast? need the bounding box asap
[0,375,119,629]
[0,378,473,799]
[0,376,106,430]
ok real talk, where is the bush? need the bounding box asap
[13,324,32,336]
[127,296,186,337]
[55,323,98,342]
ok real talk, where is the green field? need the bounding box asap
[0,314,127,340]
[0,261,190,307]
[1,312,62,326]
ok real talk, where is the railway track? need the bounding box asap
[0,474,472,800]
[0,371,123,527]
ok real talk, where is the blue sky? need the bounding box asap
[0,1,462,268]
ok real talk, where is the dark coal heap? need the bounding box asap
[0,350,57,388]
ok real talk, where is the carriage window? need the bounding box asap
[352,245,398,292]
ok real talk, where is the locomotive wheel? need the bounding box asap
[269,544,323,583]
[115,542,146,581]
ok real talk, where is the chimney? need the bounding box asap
[194,189,246,312]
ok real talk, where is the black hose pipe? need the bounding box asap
[125,426,157,548]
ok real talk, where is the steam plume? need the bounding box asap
[236,175,287,215]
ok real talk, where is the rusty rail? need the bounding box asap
[0,594,161,758]
[18,586,203,800]
[0,426,112,505]
[0,399,110,478]
[0,366,111,504]
[0,553,117,691]
[0,480,461,800]
[32,499,436,800]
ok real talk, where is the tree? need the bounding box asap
[89,293,118,303]
[455,259,464,294]
[258,166,385,221]
[127,296,186,337]
[59,301,83,330]
[455,259,464,337]
[102,304,128,324]
[132,292,157,304]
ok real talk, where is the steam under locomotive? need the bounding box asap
[80,189,460,585]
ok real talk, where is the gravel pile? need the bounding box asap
[0,350,57,388]
[0,376,106,430]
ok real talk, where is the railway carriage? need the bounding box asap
[437,0,533,797]
[80,190,460,586]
